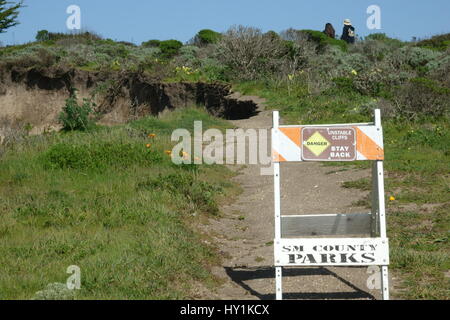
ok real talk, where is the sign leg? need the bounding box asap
[276,267,283,300]
[381,265,389,300]
[273,112,283,301]
[371,161,379,237]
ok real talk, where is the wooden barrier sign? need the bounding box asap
[272,109,390,300]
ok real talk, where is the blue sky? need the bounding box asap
[1,0,449,45]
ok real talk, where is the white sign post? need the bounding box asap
[272,109,389,300]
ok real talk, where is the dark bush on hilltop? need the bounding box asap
[36,30,50,42]
[142,39,161,48]
[299,29,348,52]
[117,41,136,47]
[394,77,450,120]
[35,31,102,43]
[194,29,222,46]
[365,33,389,41]
[265,30,280,40]
[158,40,183,58]
[416,33,450,51]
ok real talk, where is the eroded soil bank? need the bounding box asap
[0,68,258,139]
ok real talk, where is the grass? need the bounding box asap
[389,204,449,299]
[234,79,450,300]
[0,107,237,300]
[234,80,372,124]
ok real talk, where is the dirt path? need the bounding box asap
[202,95,392,300]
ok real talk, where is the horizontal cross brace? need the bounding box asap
[281,213,371,238]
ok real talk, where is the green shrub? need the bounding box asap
[158,40,183,58]
[300,29,348,52]
[200,58,230,81]
[365,33,389,41]
[417,33,450,51]
[345,53,371,72]
[265,30,280,40]
[352,68,388,96]
[40,31,102,43]
[331,77,358,94]
[403,125,449,151]
[36,30,50,42]
[58,93,94,131]
[365,33,404,47]
[142,39,161,48]
[351,65,413,98]
[427,54,450,87]
[391,46,442,71]
[177,45,200,66]
[42,141,163,170]
[309,47,370,79]
[350,40,390,62]
[394,77,450,119]
[195,29,222,46]
[282,40,296,59]
[425,54,450,74]
[0,45,61,69]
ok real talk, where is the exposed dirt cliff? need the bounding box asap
[0,67,258,138]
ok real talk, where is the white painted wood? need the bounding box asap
[377,109,390,299]
[371,161,380,237]
[274,162,281,240]
[374,109,382,127]
[281,213,371,237]
[275,267,283,300]
[381,265,389,300]
[273,112,283,300]
[273,111,281,240]
[375,109,390,300]
[377,161,387,239]
[273,111,280,130]
[279,122,374,128]
[275,238,389,267]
